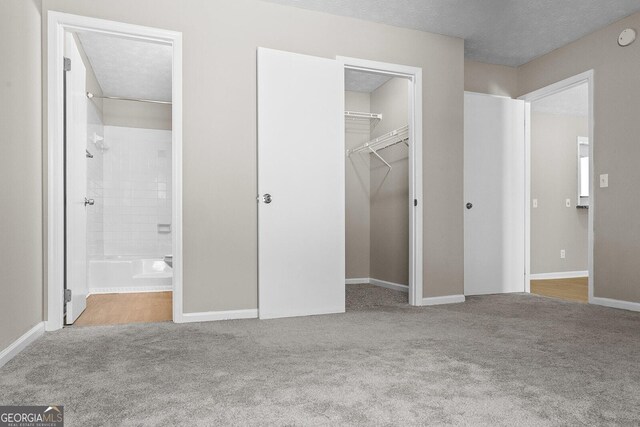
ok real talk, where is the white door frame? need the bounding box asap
[46,12,184,330]
[518,70,594,301]
[337,56,424,306]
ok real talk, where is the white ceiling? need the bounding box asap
[532,83,588,117]
[77,32,172,102]
[345,69,392,93]
[262,0,640,66]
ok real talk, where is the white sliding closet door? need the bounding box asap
[64,33,89,323]
[257,48,345,319]
[464,92,525,296]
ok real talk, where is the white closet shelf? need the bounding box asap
[345,110,382,126]
[346,125,409,170]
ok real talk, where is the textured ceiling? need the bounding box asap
[77,32,172,102]
[532,83,588,117]
[345,69,392,93]
[262,0,640,66]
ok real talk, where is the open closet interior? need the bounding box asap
[345,69,410,306]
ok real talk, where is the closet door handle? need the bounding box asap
[466,202,473,210]
[263,194,272,204]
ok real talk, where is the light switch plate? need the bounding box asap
[533,199,538,208]
[560,249,566,259]
[600,174,609,188]
[565,198,571,208]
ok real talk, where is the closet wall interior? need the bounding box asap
[345,69,410,292]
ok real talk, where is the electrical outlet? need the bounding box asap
[565,198,571,208]
[560,249,566,259]
[600,174,609,188]
[532,199,538,208]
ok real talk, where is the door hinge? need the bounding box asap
[414,199,418,207]
[64,289,72,303]
[63,57,71,72]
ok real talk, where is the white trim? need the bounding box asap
[88,286,172,295]
[46,12,184,330]
[519,71,594,103]
[524,101,532,293]
[181,309,258,323]
[530,271,588,280]
[0,323,45,369]
[422,295,466,306]
[345,278,370,285]
[337,56,424,307]
[259,307,344,320]
[590,297,640,312]
[171,30,184,324]
[519,70,595,303]
[369,278,409,293]
[345,277,409,292]
[464,91,513,100]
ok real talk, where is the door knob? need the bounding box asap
[466,202,473,210]
[84,197,95,206]
[263,194,272,204]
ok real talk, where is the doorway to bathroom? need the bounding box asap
[46,13,184,329]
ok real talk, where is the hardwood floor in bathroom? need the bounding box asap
[530,277,588,303]
[73,292,172,326]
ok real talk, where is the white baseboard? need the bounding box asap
[345,277,408,293]
[180,309,258,323]
[0,322,45,369]
[590,297,640,312]
[89,286,173,295]
[422,294,465,306]
[530,271,588,280]
[259,307,345,320]
[369,278,409,293]
[345,278,370,285]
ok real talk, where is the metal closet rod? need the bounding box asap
[86,92,172,105]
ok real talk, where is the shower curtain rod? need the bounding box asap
[86,92,172,105]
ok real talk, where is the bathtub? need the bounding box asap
[88,257,172,294]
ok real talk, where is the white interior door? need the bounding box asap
[464,92,525,295]
[64,33,89,324]
[257,48,345,319]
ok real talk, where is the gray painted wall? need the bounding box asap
[345,91,371,279]
[519,12,640,302]
[465,11,640,302]
[102,99,172,130]
[370,78,410,285]
[531,112,588,274]
[0,0,43,350]
[464,60,518,98]
[2,0,638,356]
[42,0,465,312]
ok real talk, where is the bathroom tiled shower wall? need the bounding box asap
[102,126,172,257]
[87,100,104,258]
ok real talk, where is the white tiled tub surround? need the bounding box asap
[102,126,172,257]
[88,126,173,293]
[89,257,172,294]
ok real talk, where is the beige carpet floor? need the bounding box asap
[1,285,639,426]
